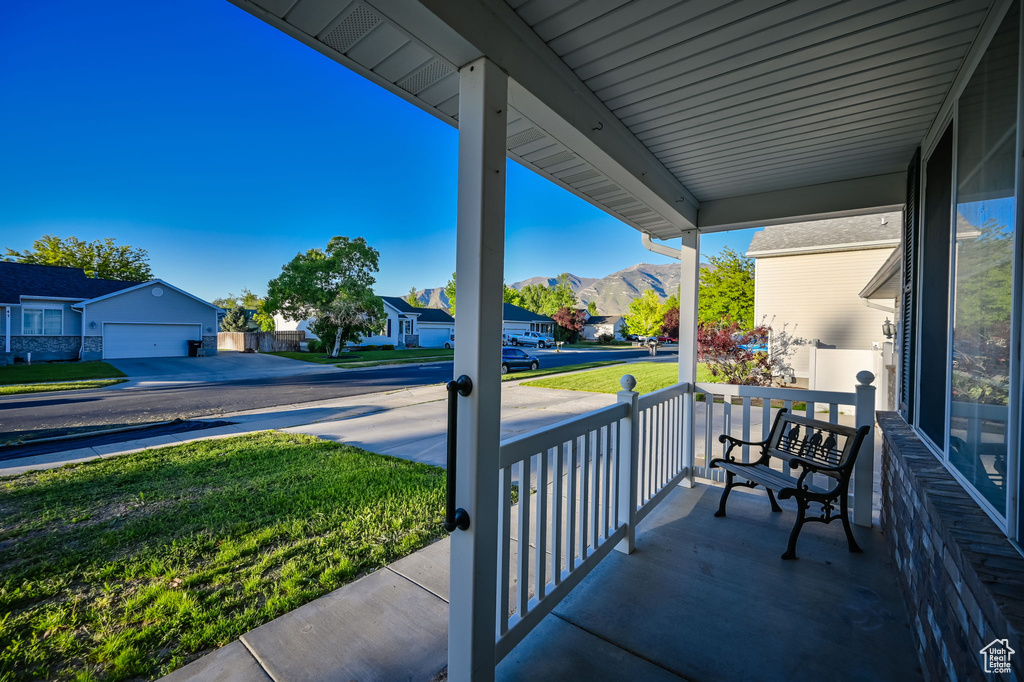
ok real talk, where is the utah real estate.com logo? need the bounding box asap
[980,639,1015,675]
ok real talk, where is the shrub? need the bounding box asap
[306,339,323,353]
[364,344,380,351]
[381,344,395,351]
[596,333,615,344]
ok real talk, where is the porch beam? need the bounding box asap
[678,230,700,487]
[381,0,699,231]
[696,173,906,233]
[448,57,507,682]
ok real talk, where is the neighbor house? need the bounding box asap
[276,296,455,348]
[0,262,220,361]
[747,212,901,389]
[581,315,625,341]
[501,302,554,337]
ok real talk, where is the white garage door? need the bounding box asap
[104,324,200,359]
[418,326,452,348]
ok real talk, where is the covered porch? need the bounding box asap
[224,0,1021,679]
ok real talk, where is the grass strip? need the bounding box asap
[521,361,717,393]
[0,432,445,681]
[337,356,451,368]
[0,362,126,386]
[0,379,128,396]
[502,360,625,382]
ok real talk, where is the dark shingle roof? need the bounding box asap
[586,315,622,325]
[0,262,138,304]
[502,303,552,323]
[746,212,901,257]
[381,296,453,323]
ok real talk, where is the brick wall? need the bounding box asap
[878,412,1023,681]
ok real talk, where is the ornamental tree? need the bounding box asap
[4,235,153,281]
[264,236,385,357]
[622,289,666,338]
[220,305,251,332]
[552,306,586,343]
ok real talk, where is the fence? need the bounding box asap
[492,378,690,663]
[217,331,305,352]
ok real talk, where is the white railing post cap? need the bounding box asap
[620,374,637,391]
[856,370,875,386]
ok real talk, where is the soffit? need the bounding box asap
[507,0,992,201]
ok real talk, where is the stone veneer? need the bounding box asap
[202,335,218,354]
[10,335,81,361]
[878,412,1023,681]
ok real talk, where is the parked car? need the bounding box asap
[657,334,677,344]
[510,331,555,348]
[501,347,539,374]
[501,333,511,346]
[444,334,455,349]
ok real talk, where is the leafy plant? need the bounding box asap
[596,333,615,344]
[4,235,153,281]
[698,247,754,328]
[696,319,802,386]
[552,306,586,343]
[220,305,250,332]
[622,290,666,338]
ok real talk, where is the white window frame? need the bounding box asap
[22,306,63,336]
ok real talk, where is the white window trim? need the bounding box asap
[22,306,64,336]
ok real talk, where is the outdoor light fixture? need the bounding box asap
[881,318,895,340]
[89,321,97,329]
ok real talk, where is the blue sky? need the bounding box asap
[0,0,757,302]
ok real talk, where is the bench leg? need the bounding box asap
[782,499,807,560]
[840,493,863,553]
[714,471,734,518]
[766,488,783,513]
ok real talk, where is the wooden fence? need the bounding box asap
[218,331,305,352]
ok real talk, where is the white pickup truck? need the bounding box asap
[510,331,555,348]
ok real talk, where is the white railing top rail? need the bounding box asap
[693,382,856,406]
[637,381,691,410]
[498,401,629,468]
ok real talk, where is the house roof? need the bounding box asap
[381,296,454,323]
[859,247,903,300]
[586,315,622,325]
[503,303,553,323]
[746,213,901,258]
[0,262,137,304]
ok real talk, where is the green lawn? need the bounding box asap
[0,379,127,396]
[0,362,126,386]
[501,360,625,382]
[269,349,454,365]
[522,361,717,394]
[0,432,445,681]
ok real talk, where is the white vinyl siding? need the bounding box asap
[84,283,218,336]
[753,248,896,377]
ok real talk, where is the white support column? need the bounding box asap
[4,306,10,353]
[678,229,700,487]
[853,371,877,527]
[448,57,508,682]
[615,375,639,554]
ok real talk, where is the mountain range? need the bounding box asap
[411,262,706,315]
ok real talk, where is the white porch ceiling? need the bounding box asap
[230,0,996,237]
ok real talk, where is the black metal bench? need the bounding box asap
[710,409,870,560]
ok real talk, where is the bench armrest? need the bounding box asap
[715,433,769,464]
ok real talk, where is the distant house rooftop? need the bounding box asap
[586,315,621,325]
[381,295,454,323]
[0,261,139,304]
[746,212,901,258]
[502,303,552,322]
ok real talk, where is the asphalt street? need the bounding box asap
[0,347,673,442]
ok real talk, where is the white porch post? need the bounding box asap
[448,57,507,682]
[4,306,10,353]
[678,229,700,487]
[853,371,877,527]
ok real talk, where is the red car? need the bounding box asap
[657,335,678,344]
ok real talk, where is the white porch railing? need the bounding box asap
[489,372,874,667]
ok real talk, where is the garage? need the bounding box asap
[103,323,201,359]
[418,326,453,348]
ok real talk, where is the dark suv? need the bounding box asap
[501,347,539,374]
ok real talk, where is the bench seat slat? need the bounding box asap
[714,461,829,496]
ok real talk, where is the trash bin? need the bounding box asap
[187,340,203,357]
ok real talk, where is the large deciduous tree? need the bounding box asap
[264,236,385,357]
[622,289,666,338]
[552,306,586,343]
[698,247,755,329]
[4,235,153,281]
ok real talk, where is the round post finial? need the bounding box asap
[620,374,637,391]
[856,370,875,386]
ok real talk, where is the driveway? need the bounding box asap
[108,351,335,386]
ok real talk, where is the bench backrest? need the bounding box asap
[764,410,867,479]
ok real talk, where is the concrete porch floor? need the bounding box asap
[167,482,919,682]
